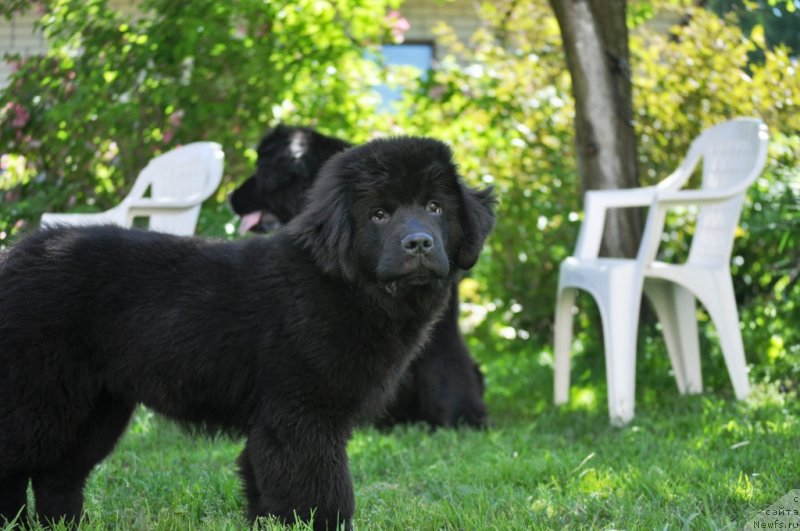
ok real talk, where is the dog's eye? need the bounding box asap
[372,209,390,223]
[427,201,443,215]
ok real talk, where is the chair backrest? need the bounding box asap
[124,142,224,235]
[685,119,768,267]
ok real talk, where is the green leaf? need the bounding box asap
[751,24,765,48]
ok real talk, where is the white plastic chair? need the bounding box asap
[41,142,224,236]
[553,118,769,425]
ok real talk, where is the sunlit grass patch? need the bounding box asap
[7,346,798,531]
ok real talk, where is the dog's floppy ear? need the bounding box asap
[456,183,496,270]
[288,159,356,281]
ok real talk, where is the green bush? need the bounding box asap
[390,2,799,388]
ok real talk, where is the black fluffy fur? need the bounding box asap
[0,137,495,530]
[231,125,491,429]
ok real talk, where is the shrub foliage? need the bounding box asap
[1,0,797,389]
[390,2,799,386]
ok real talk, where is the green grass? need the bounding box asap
[6,344,799,531]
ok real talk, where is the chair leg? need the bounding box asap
[554,287,577,405]
[597,283,641,426]
[703,273,750,400]
[644,279,703,395]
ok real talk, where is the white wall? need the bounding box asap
[0,1,141,87]
[0,10,47,87]
[401,0,480,54]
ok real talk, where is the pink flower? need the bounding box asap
[11,103,29,129]
[428,85,445,100]
[386,10,410,43]
[168,109,184,127]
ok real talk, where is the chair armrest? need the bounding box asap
[655,189,741,207]
[126,194,205,216]
[127,196,207,214]
[633,188,744,264]
[573,187,656,259]
[584,187,657,209]
[634,187,744,265]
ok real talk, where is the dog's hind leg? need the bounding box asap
[0,471,29,526]
[32,395,135,527]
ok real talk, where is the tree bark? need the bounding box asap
[549,0,643,258]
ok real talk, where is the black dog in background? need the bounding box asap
[232,126,351,234]
[231,125,489,429]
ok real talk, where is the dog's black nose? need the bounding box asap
[402,232,434,255]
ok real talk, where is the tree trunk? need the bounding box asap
[549,0,643,258]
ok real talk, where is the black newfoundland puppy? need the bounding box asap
[231,125,489,429]
[0,137,495,530]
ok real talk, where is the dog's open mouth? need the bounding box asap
[380,270,439,295]
[238,211,281,235]
[404,274,432,286]
[377,254,449,294]
[238,211,263,234]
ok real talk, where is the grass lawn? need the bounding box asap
[6,344,799,531]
